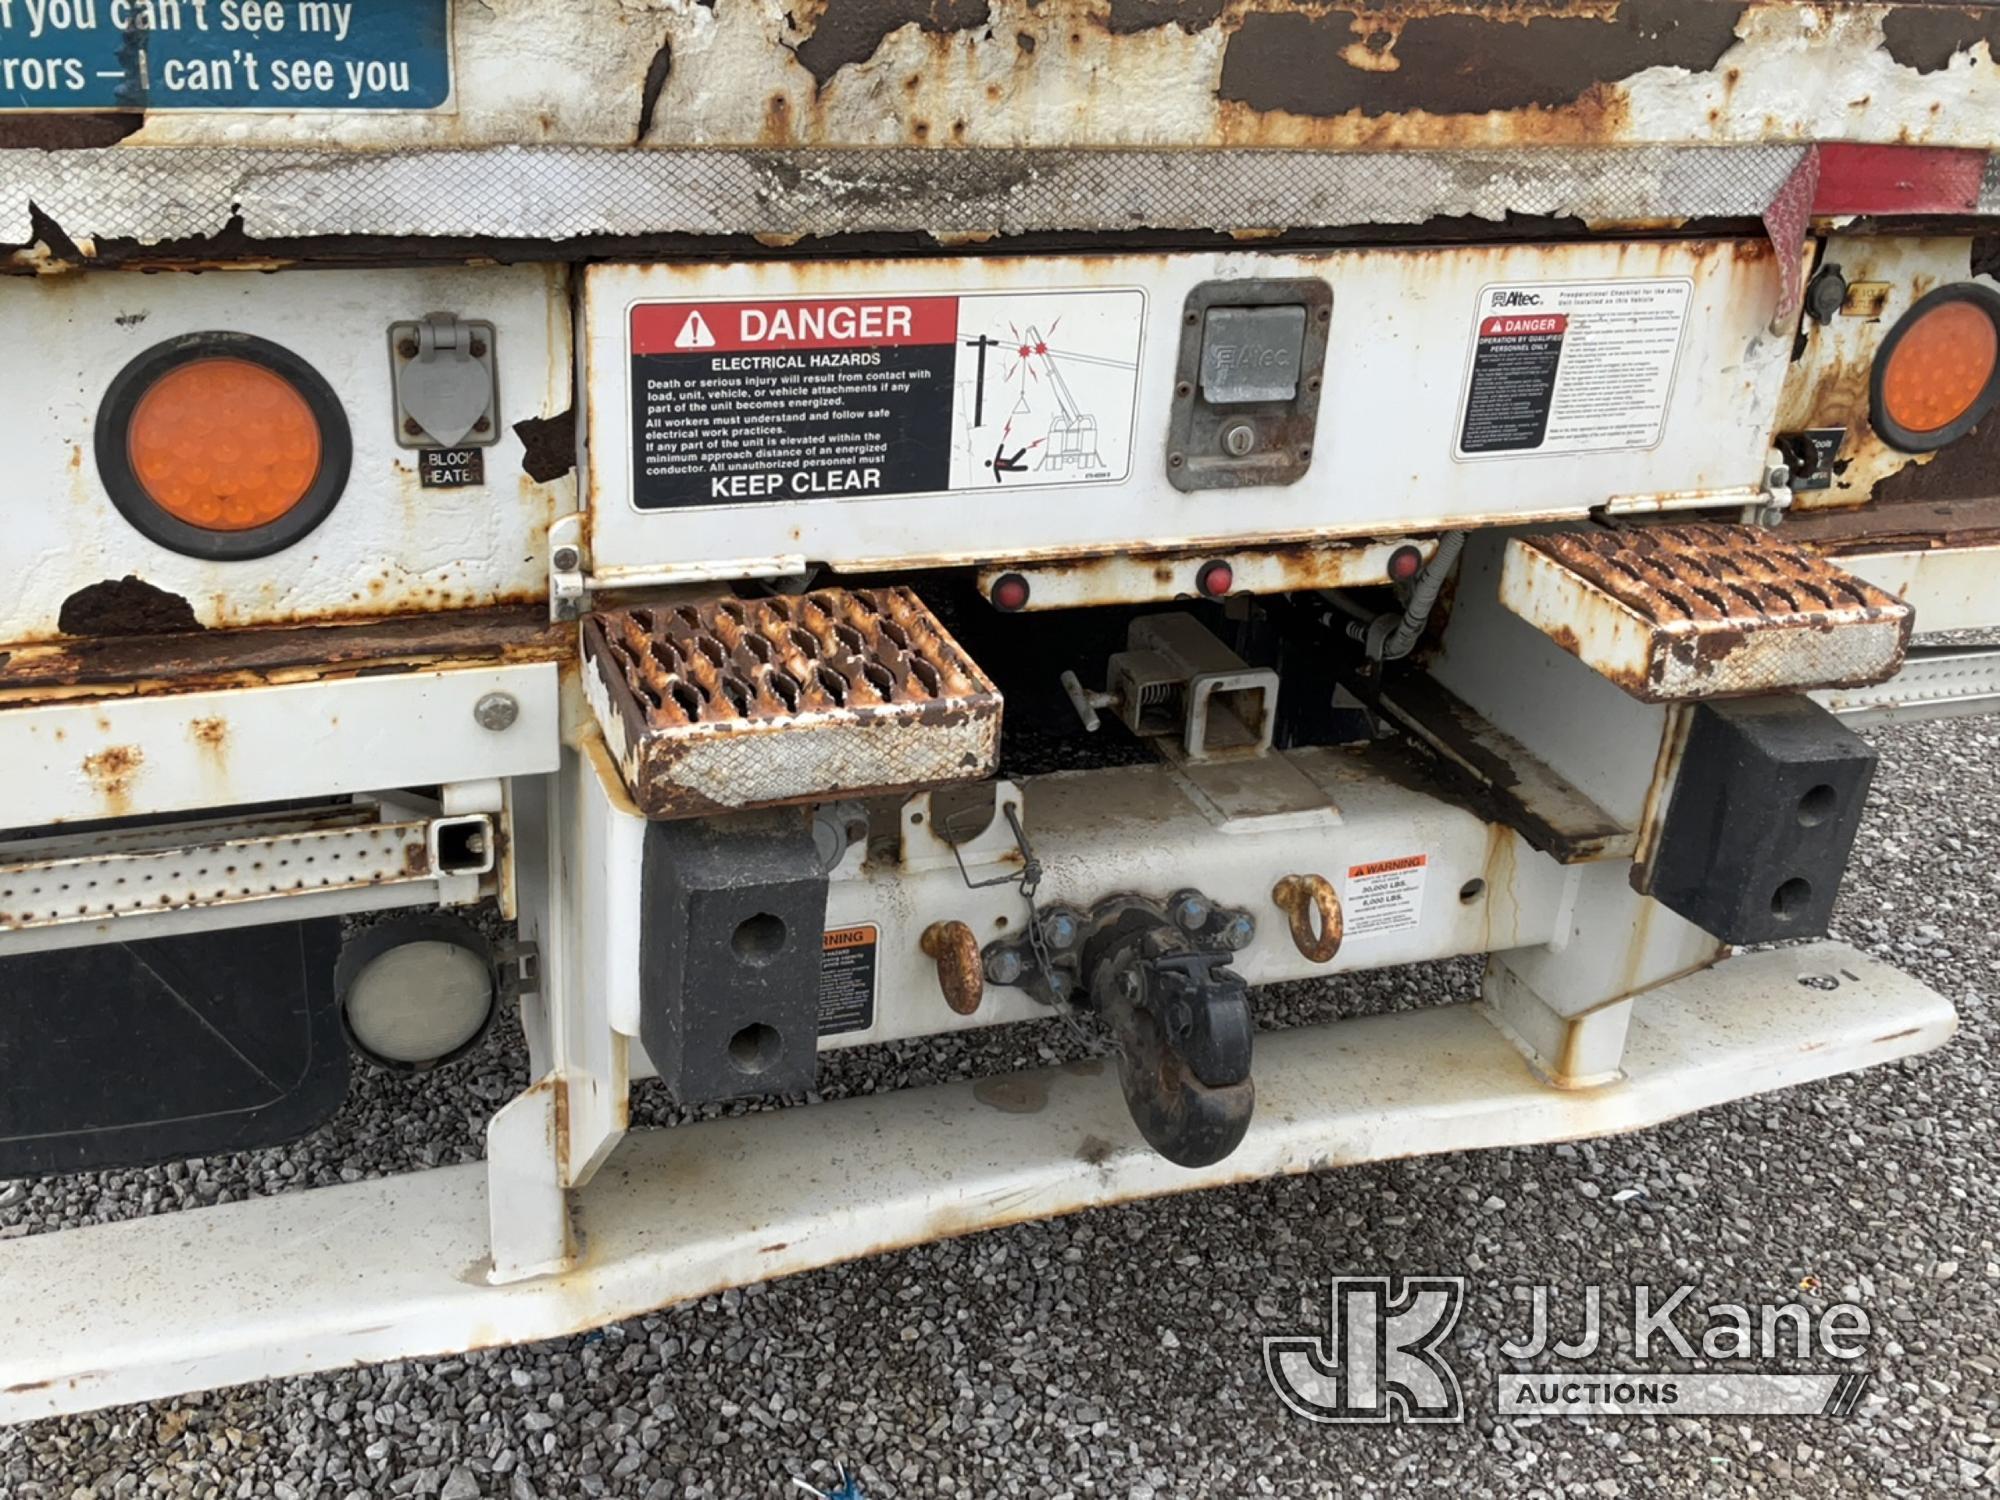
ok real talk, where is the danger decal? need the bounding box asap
[629,289,1144,510]
[1455,279,1693,460]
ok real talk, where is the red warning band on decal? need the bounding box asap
[1479,314,1568,338]
[632,297,960,354]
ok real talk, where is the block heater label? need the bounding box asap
[628,290,1145,509]
[1344,854,1428,940]
[1454,279,1692,460]
[818,925,878,1038]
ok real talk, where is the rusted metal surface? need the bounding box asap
[582,588,1002,819]
[7,0,2000,159]
[1,142,1819,251]
[1501,523,1915,701]
[920,919,984,1014]
[0,606,569,707]
[1373,677,1641,863]
[585,241,1792,582]
[0,264,570,647]
[0,940,1955,1422]
[1775,236,1998,510]
[1270,874,1342,964]
[0,806,431,933]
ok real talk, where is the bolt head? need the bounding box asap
[403,417,424,437]
[1221,914,1255,950]
[551,545,581,572]
[473,692,519,731]
[1042,911,1080,949]
[396,337,419,359]
[1171,893,1210,932]
[985,948,1026,986]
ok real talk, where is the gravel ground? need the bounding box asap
[2,708,1996,1499]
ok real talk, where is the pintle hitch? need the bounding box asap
[986,890,1258,1168]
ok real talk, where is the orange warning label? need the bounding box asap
[1347,854,1429,880]
[819,924,878,1036]
[1344,854,1429,939]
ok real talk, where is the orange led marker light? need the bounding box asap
[1870,285,2000,454]
[1878,300,1997,434]
[127,358,323,532]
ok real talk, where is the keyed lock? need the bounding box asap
[1164,278,1331,492]
[388,312,500,448]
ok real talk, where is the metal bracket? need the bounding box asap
[547,513,587,621]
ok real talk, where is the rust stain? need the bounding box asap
[188,715,228,764]
[973,1073,1049,1114]
[57,577,202,639]
[1880,5,2000,74]
[82,744,143,813]
[1218,1,1745,124]
[0,606,569,708]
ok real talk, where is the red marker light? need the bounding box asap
[1196,560,1234,599]
[990,572,1031,612]
[1388,545,1425,583]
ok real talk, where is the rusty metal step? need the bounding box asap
[582,589,1002,819]
[1499,523,1914,702]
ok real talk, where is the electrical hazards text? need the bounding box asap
[629,290,1145,510]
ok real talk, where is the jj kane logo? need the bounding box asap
[1264,1278,1874,1424]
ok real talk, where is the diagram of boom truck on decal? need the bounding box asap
[1,0,1999,1430]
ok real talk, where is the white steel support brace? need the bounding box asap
[0,942,1953,1424]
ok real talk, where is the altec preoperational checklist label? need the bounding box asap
[1454,279,1692,460]
[629,289,1144,510]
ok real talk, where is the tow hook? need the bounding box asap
[981,889,1258,1166]
[1092,929,1255,1168]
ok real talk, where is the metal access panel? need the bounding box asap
[581,241,1791,583]
[0,264,572,647]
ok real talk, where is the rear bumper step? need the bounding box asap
[0,940,1952,1423]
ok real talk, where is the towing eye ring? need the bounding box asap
[1272,874,1343,964]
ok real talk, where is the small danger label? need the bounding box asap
[628,289,1144,510]
[817,925,878,1037]
[1455,279,1692,460]
[1344,855,1428,940]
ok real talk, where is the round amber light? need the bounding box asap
[1878,299,1999,436]
[126,357,323,532]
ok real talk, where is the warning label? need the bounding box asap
[817,925,878,1037]
[628,289,1145,510]
[1344,855,1429,940]
[1455,280,1692,460]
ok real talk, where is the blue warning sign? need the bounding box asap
[0,0,451,112]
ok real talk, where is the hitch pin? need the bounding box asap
[1060,670,1115,733]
